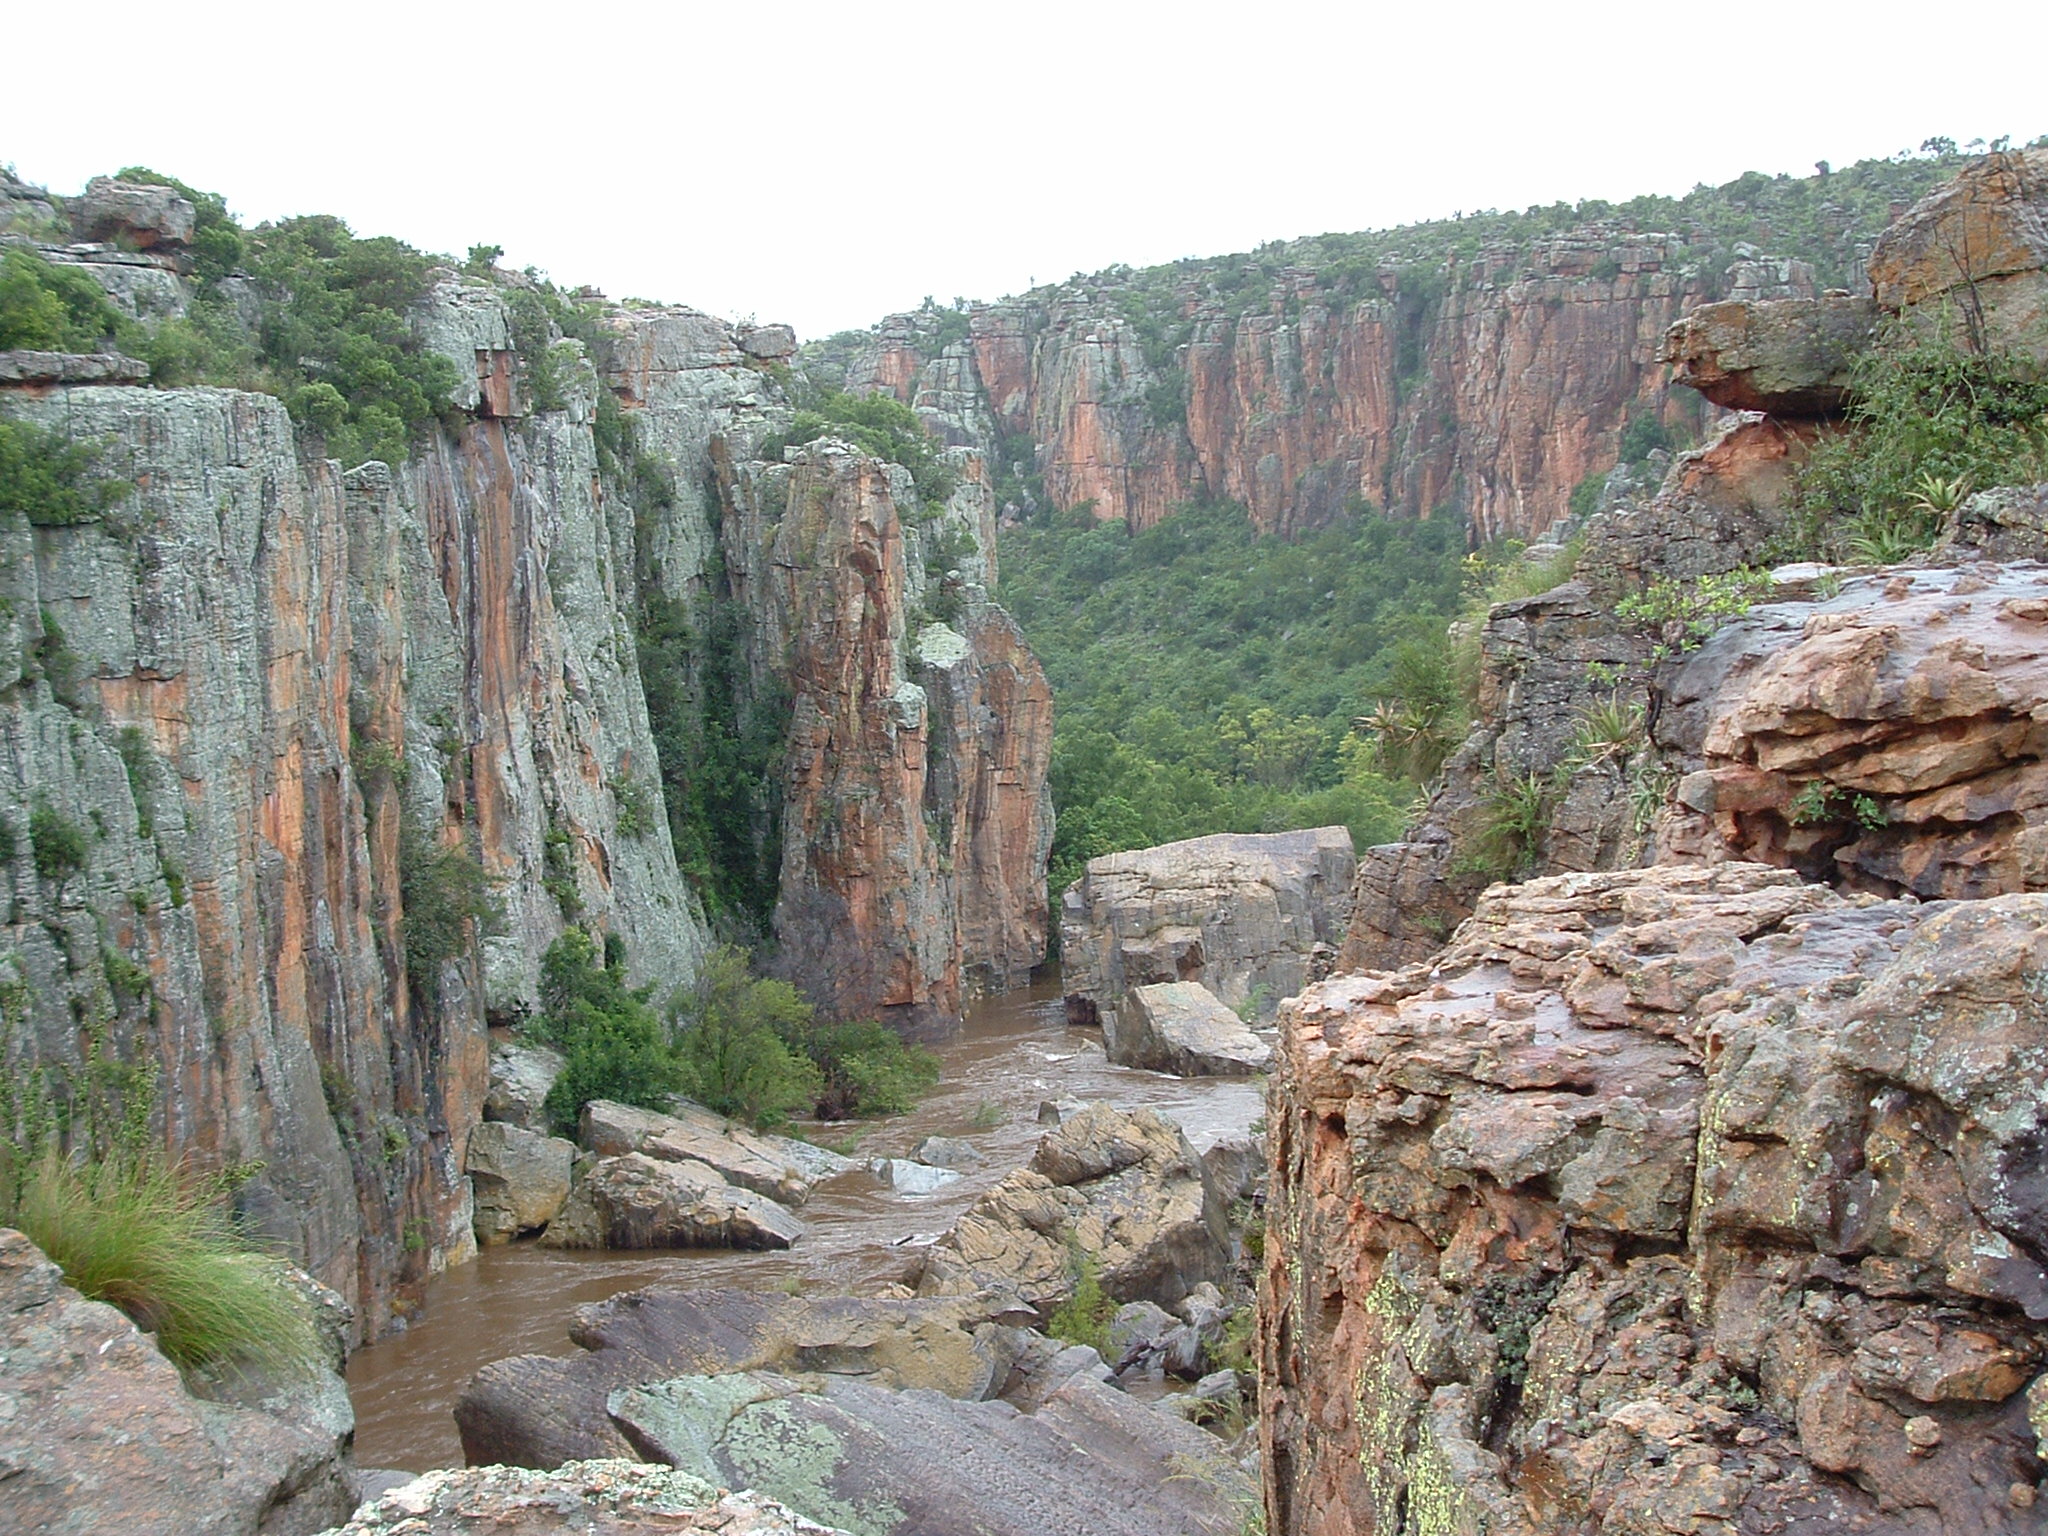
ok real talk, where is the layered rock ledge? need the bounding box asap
[1261,863,2048,1535]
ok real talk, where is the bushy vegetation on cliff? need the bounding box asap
[997,499,1469,902]
[533,932,938,1132]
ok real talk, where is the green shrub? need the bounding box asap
[1614,567,1773,657]
[1796,318,2048,559]
[0,1148,320,1372]
[758,391,958,507]
[397,821,498,1000]
[670,946,821,1130]
[1045,1248,1116,1355]
[1460,770,1555,881]
[0,418,132,526]
[0,249,123,353]
[535,930,687,1134]
[786,1015,940,1121]
[29,801,88,881]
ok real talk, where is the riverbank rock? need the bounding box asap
[467,1122,575,1243]
[581,1099,816,1205]
[910,1134,985,1169]
[0,1228,352,1536]
[1261,862,2048,1535]
[1109,980,1272,1076]
[325,1461,846,1535]
[1061,827,1353,1032]
[608,1368,1253,1536]
[915,1104,1230,1313]
[456,1289,1020,1467]
[540,1154,803,1252]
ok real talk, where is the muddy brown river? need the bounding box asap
[345,973,1264,1470]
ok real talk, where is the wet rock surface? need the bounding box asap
[580,1100,818,1206]
[1262,863,2048,1535]
[454,1288,1027,1468]
[609,1368,1252,1536]
[540,1155,804,1254]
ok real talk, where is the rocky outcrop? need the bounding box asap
[1262,864,2048,1535]
[539,1153,803,1252]
[715,439,1052,1034]
[1062,827,1353,1032]
[69,176,196,249]
[455,1287,1025,1467]
[1661,294,1874,415]
[1655,563,2048,900]
[1110,980,1272,1076]
[0,1228,353,1536]
[1868,148,2048,357]
[610,1368,1253,1536]
[326,1462,846,1536]
[915,1103,1231,1313]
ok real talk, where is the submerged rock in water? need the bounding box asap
[540,1154,803,1252]
[867,1157,963,1196]
[325,1460,846,1535]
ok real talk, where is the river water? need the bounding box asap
[345,973,1265,1470]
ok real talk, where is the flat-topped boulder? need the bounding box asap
[455,1288,1021,1468]
[0,350,150,386]
[608,1369,1253,1536]
[70,175,195,248]
[1660,293,1873,416]
[580,1099,816,1205]
[327,1462,844,1536]
[1109,980,1271,1076]
[540,1154,802,1252]
[1060,826,1353,1035]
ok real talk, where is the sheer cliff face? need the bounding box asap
[716,442,1053,1035]
[0,332,706,1336]
[842,238,1716,544]
[0,270,1052,1330]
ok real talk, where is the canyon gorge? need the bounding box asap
[2,137,2047,1536]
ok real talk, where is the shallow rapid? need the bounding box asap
[345,973,1263,1469]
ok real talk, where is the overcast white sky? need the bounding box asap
[5,2,2044,339]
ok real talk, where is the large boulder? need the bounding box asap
[326,1461,845,1535]
[1661,293,1874,416]
[485,1038,565,1132]
[1263,864,2048,1536]
[70,175,196,249]
[915,1104,1230,1313]
[609,1369,1253,1536]
[455,1288,1020,1468]
[540,1154,803,1252]
[580,1099,817,1205]
[466,1122,575,1243]
[0,1229,352,1536]
[1061,826,1354,1032]
[1109,980,1272,1076]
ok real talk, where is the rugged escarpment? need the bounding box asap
[0,176,1051,1335]
[811,154,1965,543]
[1263,865,2048,1534]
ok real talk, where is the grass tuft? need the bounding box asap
[3,1149,320,1372]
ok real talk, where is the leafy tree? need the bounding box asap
[668,946,821,1130]
[0,418,131,525]
[0,249,123,352]
[537,931,687,1134]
